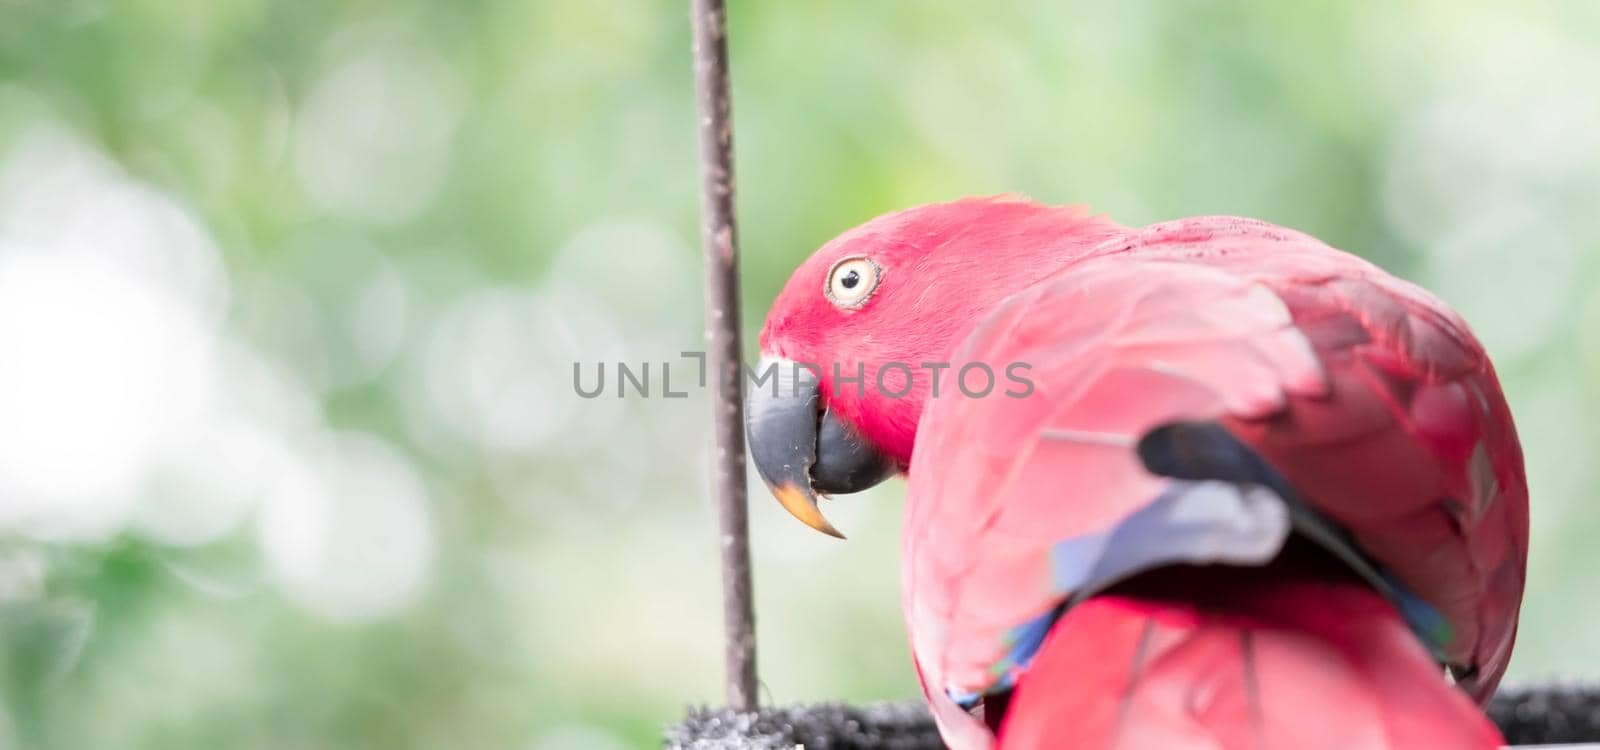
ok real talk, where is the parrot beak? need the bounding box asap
[745,356,897,539]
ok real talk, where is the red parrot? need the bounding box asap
[745,197,1526,749]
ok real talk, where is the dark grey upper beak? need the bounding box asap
[745,356,897,538]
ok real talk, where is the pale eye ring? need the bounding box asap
[824,256,882,309]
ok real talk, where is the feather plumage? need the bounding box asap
[901,216,1524,748]
[754,202,1526,750]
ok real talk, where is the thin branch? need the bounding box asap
[690,0,758,712]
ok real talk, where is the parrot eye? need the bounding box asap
[824,256,881,309]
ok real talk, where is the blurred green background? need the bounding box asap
[0,0,1596,747]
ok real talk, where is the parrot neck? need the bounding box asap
[831,220,1138,468]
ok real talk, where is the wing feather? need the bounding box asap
[902,218,1527,747]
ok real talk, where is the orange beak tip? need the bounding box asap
[770,482,846,540]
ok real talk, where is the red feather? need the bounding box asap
[757,202,1527,750]
[897,216,1523,747]
[998,558,1503,749]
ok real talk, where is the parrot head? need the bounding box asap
[746,196,1127,537]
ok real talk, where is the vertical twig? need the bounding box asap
[690,0,758,712]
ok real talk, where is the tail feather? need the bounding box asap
[997,568,1502,749]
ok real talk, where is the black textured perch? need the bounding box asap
[667,683,1600,748]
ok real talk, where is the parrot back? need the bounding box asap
[996,550,1503,749]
